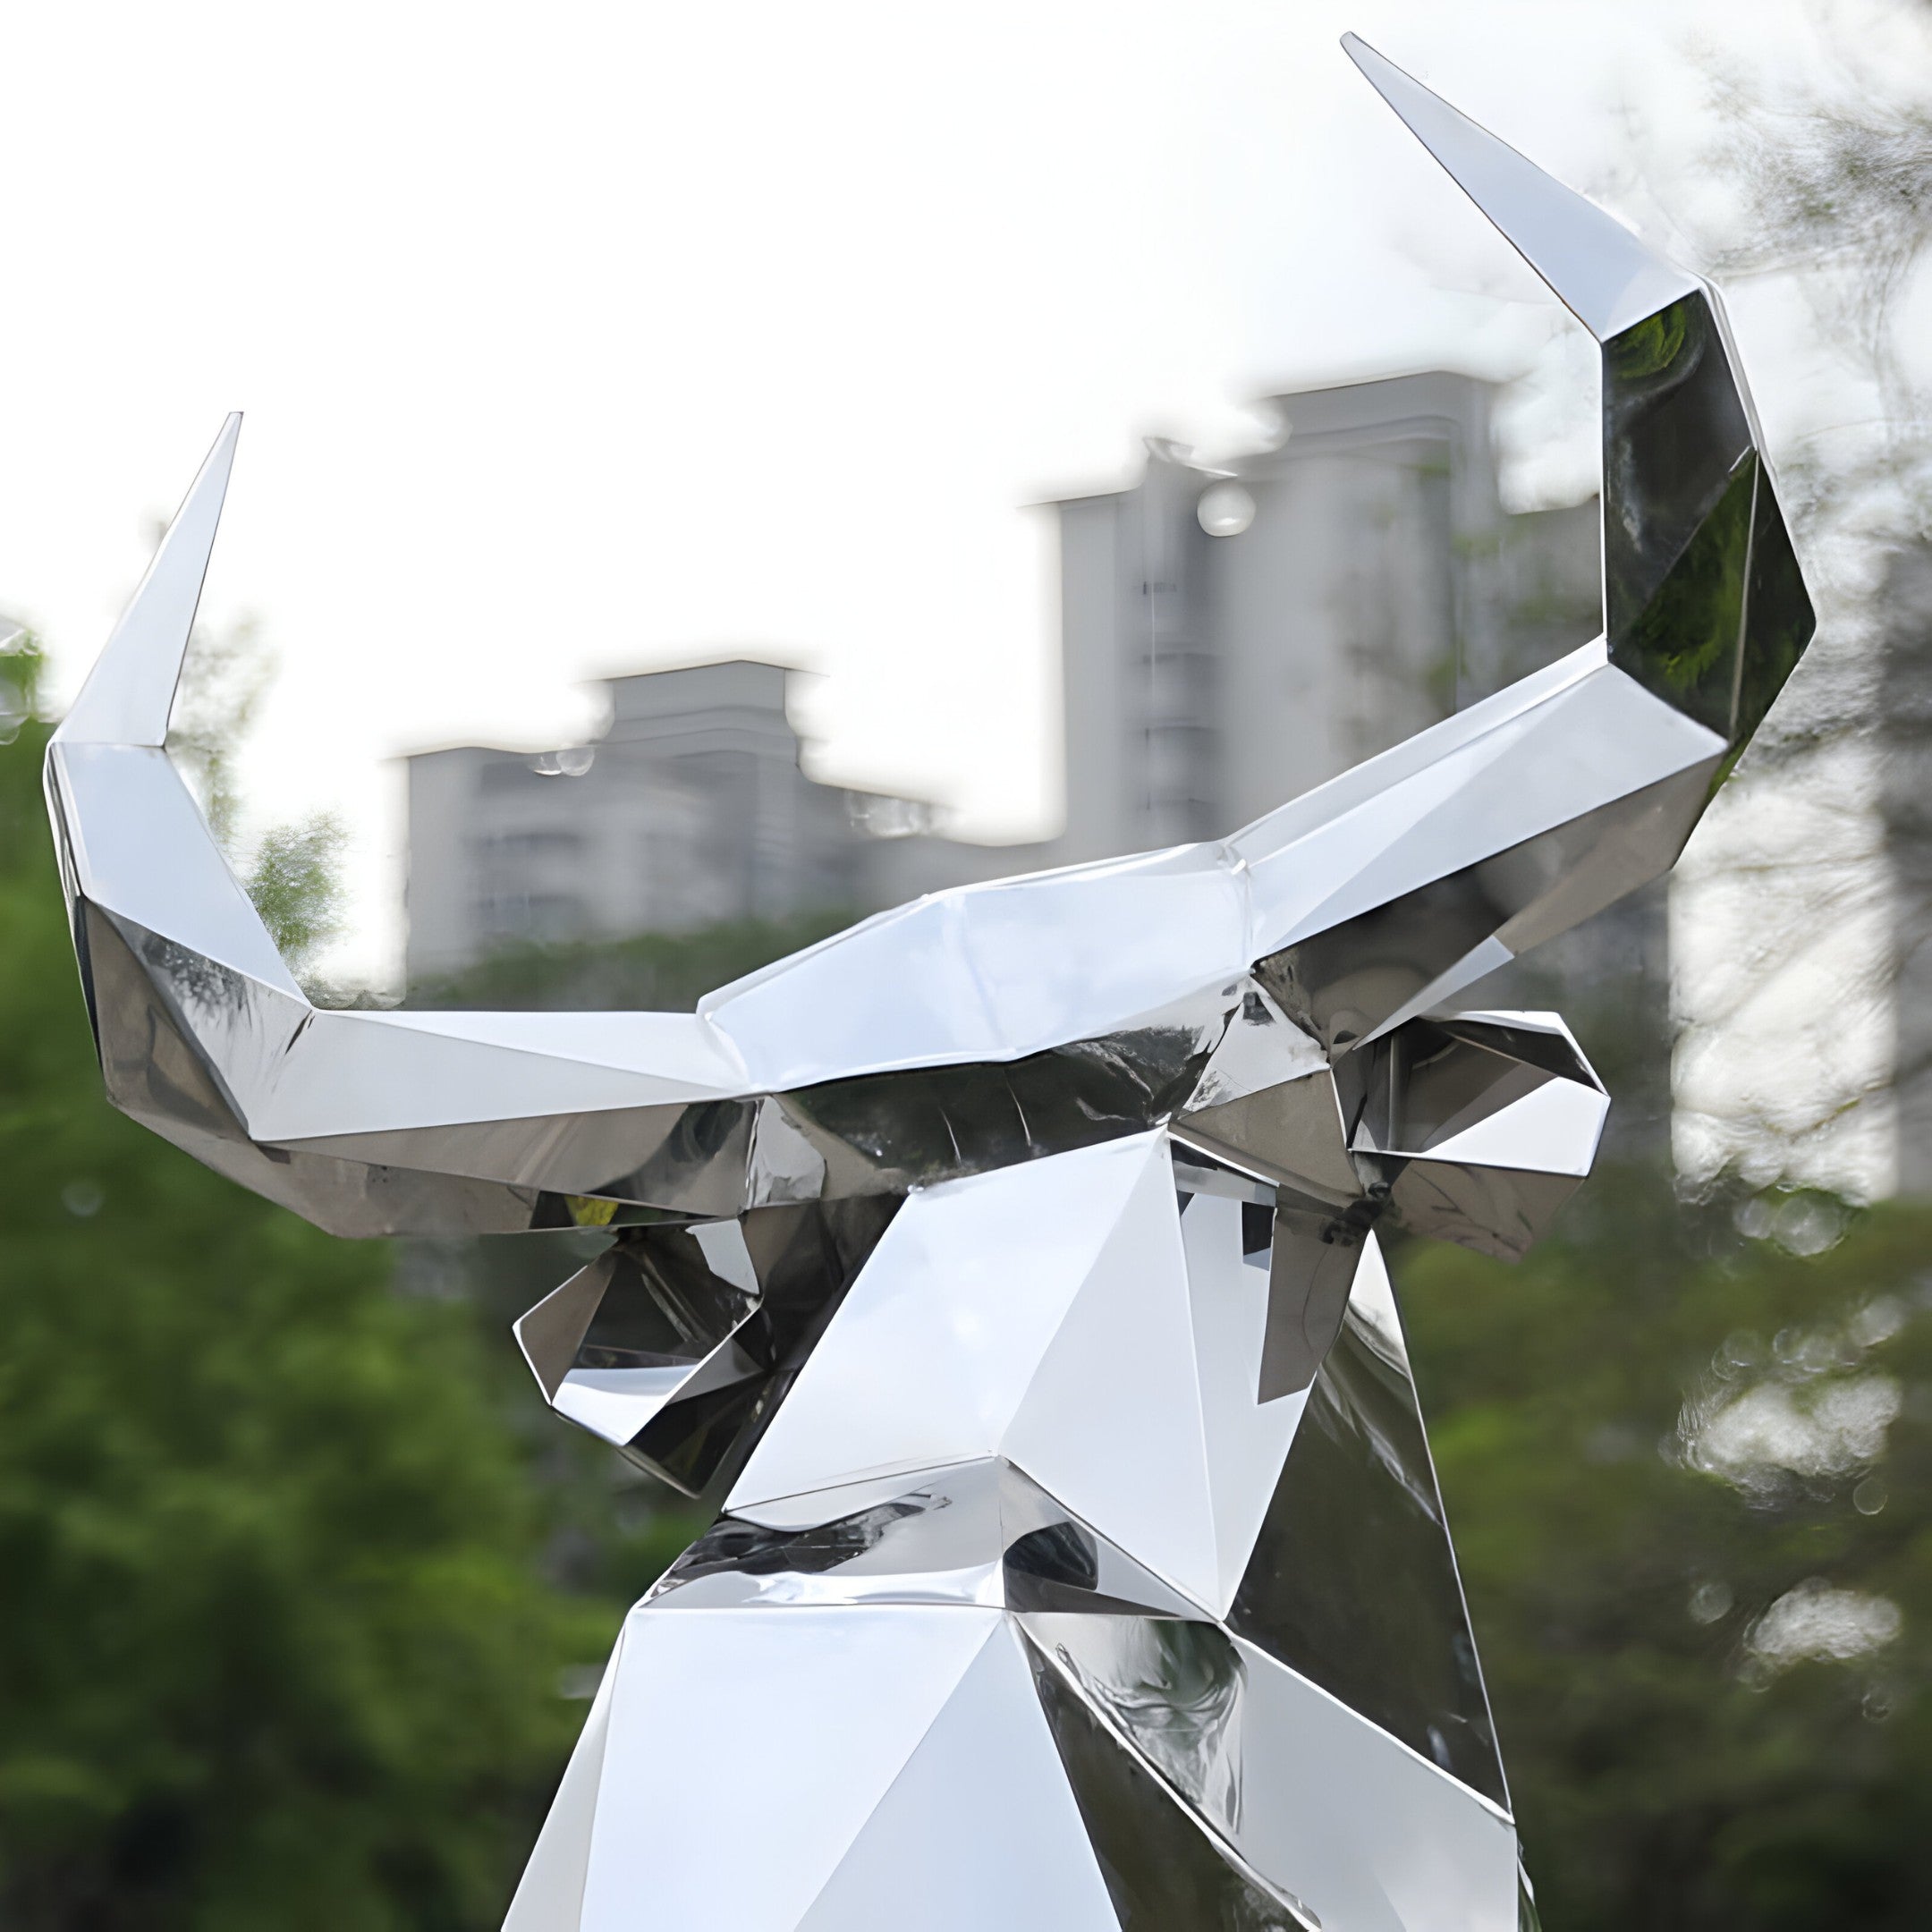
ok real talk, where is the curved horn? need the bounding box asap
[1221,42,1820,1041]
[1343,33,1815,752]
[45,421,756,1235]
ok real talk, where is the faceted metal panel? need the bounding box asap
[515,1227,761,1451]
[1604,301,1756,694]
[1737,461,1816,745]
[57,414,243,750]
[580,1606,1011,1930]
[1229,1241,1508,1809]
[1027,1610,1519,1932]
[794,1619,1120,1932]
[1175,1176,1311,1601]
[1024,1625,1311,1932]
[1218,1634,1520,1932]
[1259,1202,1367,1402]
[650,1457,1207,1616]
[43,37,1822,1932]
[726,1134,1178,1516]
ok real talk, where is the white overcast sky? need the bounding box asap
[0,0,1865,985]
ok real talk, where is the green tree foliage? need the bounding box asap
[0,645,606,1929]
[1395,1172,1932,1931]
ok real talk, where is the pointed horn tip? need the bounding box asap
[1334,28,1703,344]
[53,413,248,750]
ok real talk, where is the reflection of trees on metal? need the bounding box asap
[43,36,1814,1932]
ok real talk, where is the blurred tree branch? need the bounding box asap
[1661,4,1932,1194]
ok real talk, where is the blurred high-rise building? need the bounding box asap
[405,372,1630,1065]
[1044,371,1598,859]
[402,658,947,983]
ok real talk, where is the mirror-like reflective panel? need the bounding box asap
[1736,464,1817,747]
[649,1457,1208,1615]
[1025,1627,1310,1932]
[519,1195,900,1496]
[1229,1256,1508,1809]
[1604,295,1754,674]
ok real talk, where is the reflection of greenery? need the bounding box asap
[1609,301,1692,382]
[1395,1169,1932,1931]
[1734,486,1817,750]
[1614,455,1755,735]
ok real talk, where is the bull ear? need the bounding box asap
[55,413,242,748]
[1343,34,1814,752]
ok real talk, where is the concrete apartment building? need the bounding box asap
[403,660,936,980]
[403,369,1606,996]
[1046,371,1597,860]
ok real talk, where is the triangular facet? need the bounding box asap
[1343,36,1698,342]
[999,1465,1212,1620]
[652,1457,1213,1615]
[1258,1203,1366,1405]
[1174,1186,1313,1609]
[1002,1140,1218,1609]
[1188,982,1326,1109]
[57,414,242,748]
[1023,1624,1310,1932]
[1179,1070,1359,1202]
[798,1620,1118,1931]
[1224,1632,1521,1930]
[728,1134,1163,1510]
[1227,1240,1508,1807]
[1021,1611,1521,1932]
[1389,1159,1587,1265]
[578,1605,1001,1930]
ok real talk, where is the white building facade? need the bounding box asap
[404,660,942,982]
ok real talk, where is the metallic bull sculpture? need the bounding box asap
[44,36,1812,1932]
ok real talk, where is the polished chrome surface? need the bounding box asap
[47,38,1816,1932]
